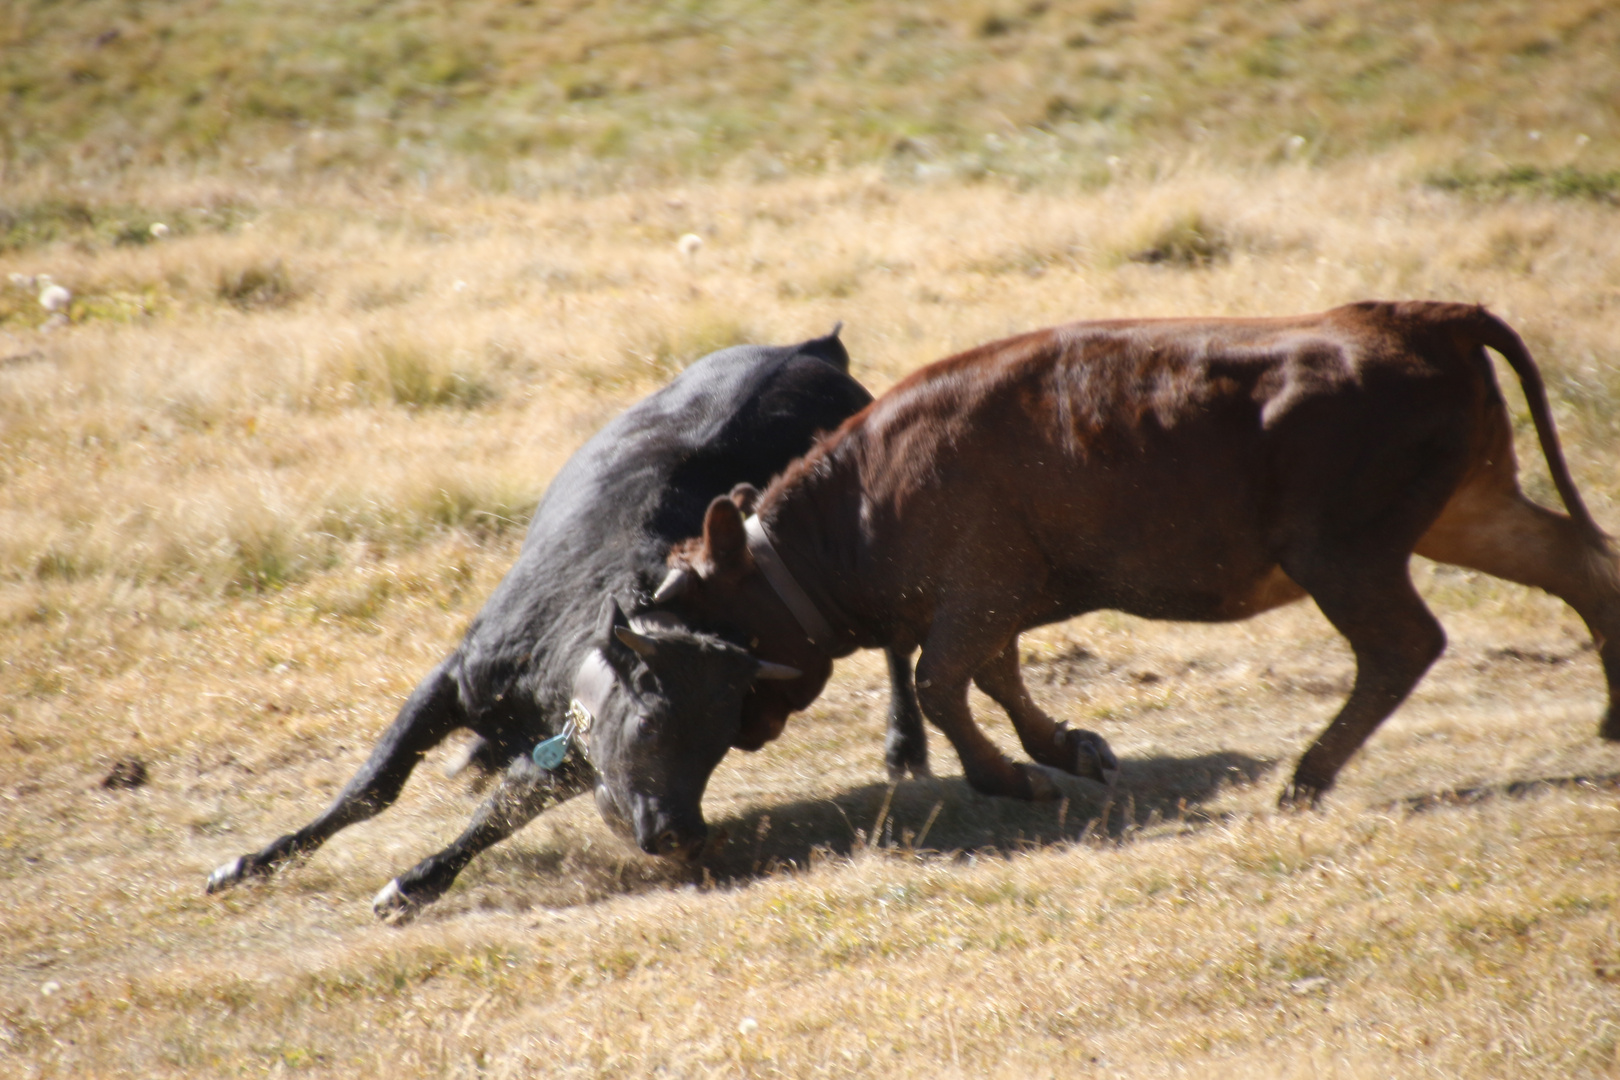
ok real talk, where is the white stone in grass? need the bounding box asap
[677,233,703,261]
[737,1017,759,1036]
[150,222,170,238]
[37,277,71,312]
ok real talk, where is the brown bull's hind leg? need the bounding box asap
[973,639,1116,783]
[1416,479,1620,741]
[1281,554,1447,808]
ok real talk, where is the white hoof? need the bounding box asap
[206,856,246,894]
[372,878,415,922]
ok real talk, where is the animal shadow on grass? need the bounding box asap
[1390,770,1620,815]
[701,750,1277,882]
[437,751,1275,919]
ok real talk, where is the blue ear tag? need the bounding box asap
[531,732,570,770]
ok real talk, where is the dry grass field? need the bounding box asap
[5,1,1620,1077]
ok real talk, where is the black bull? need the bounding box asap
[205,329,927,919]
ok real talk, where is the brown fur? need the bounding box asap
[668,302,1620,805]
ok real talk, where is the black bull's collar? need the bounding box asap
[532,647,617,772]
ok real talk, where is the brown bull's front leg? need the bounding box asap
[914,623,1076,801]
[973,639,1116,784]
[881,644,931,780]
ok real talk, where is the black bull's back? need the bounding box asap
[205,328,926,918]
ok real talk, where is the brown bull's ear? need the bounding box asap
[702,495,751,575]
[729,483,760,515]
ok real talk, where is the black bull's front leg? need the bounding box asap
[207,641,926,918]
[371,754,594,921]
[206,660,466,894]
[205,656,595,919]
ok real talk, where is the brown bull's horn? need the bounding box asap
[753,660,802,681]
[613,625,659,658]
[651,568,692,605]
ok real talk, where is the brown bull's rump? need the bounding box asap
[667,301,1620,806]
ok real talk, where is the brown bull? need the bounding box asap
[649,301,1620,824]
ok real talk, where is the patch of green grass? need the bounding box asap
[217,260,302,311]
[3,0,1617,187]
[0,198,249,253]
[1127,211,1232,268]
[1426,165,1620,205]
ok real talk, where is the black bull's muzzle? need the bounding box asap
[565,648,714,862]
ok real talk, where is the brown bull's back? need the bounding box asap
[823,302,1490,626]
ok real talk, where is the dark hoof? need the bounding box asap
[885,759,933,782]
[649,828,710,863]
[1277,781,1328,811]
[206,855,249,894]
[1058,725,1118,783]
[884,737,931,782]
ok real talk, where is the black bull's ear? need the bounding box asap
[597,594,629,644]
[614,625,659,658]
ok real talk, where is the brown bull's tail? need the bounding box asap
[1470,307,1611,549]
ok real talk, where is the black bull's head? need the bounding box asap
[579,598,801,860]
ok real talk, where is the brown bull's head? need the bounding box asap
[585,490,838,858]
[584,596,802,861]
[655,488,836,740]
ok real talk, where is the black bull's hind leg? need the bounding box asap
[372,755,593,921]
[206,659,466,894]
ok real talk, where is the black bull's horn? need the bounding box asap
[618,618,799,680]
[754,659,802,681]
